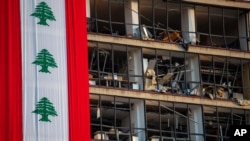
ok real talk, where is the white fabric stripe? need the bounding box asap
[21,1,68,141]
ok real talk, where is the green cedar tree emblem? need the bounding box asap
[32,49,57,73]
[30,2,56,26]
[32,97,58,122]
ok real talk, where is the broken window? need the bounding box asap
[89,42,249,99]
[90,95,137,141]
[134,0,186,43]
[203,106,248,141]
[174,103,189,139]
[143,48,200,95]
[154,0,167,40]
[218,107,231,141]
[170,52,186,94]
[204,106,218,141]
[196,6,211,46]
[232,109,246,125]
[90,94,250,141]
[246,110,250,125]
[146,100,161,139]
[90,0,126,35]
[200,55,244,100]
[196,5,248,50]
[143,48,157,91]
[88,42,144,89]
[160,102,175,139]
[227,58,243,99]
[224,9,239,50]
[89,0,249,50]
[155,49,172,92]
[139,0,154,39]
[146,101,204,141]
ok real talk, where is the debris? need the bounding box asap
[236,99,250,106]
[159,31,182,43]
[205,92,214,100]
[216,87,225,97]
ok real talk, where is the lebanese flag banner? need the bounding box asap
[0,0,90,141]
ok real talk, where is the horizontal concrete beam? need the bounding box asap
[88,34,184,51]
[90,86,250,110]
[183,0,250,9]
[88,34,250,59]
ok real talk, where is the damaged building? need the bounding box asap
[87,0,250,141]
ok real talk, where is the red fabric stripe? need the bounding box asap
[65,0,90,141]
[0,0,23,141]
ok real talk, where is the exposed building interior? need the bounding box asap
[87,0,250,141]
[90,94,250,141]
[88,42,249,99]
[88,0,249,50]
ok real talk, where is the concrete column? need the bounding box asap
[86,0,90,18]
[245,12,250,51]
[189,105,204,141]
[182,8,196,45]
[128,49,143,89]
[125,0,139,37]
[242,63,250,100]
[239,12,248,51]
[186,55,200,95]
[131,101,146,141]
[247,112,250,124]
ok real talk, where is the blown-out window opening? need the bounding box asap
[88,0,249,50]
[88,41,250,101]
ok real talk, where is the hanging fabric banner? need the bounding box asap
[0,0,23,140]
[0,0,90,141]
[21,1,69,140]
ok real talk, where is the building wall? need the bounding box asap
[87,0,250,140]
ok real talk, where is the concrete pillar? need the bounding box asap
[182,8,196,45]
[86,0,90,18]
[247,112,250,124]
[125,0,139,37]
[128,49,143,89]
[239,12,248,51]
[246,12,250,51]
[131,101,146,141]
[189,105,204,141]
[186,55,200,95]
[242,63,250,100]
